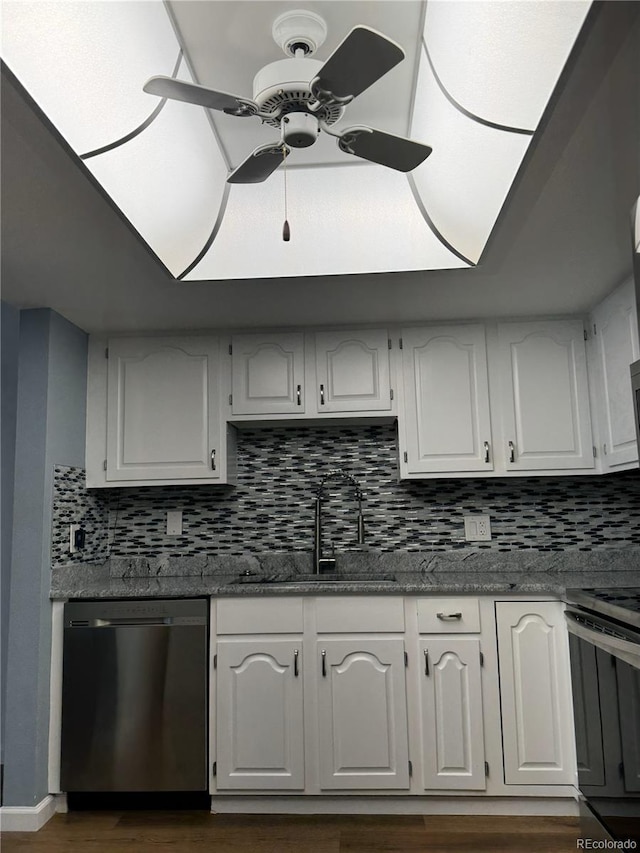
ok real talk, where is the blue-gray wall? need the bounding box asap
[1,302,20,776]
[2,308,86,807]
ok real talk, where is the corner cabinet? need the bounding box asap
[86,336,235,487]
[497,320,594,472]
[588,277,640,472]
[495,600,575,785]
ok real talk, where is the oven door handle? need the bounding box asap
[565,610,640,669]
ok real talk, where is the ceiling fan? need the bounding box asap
[143,10,432,184]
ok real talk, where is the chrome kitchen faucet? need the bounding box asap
[313,470,365,574]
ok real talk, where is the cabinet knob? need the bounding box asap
[296,385,302,406]
[484,441,490,464]
[508,440,515,463]
[211,449,216,470]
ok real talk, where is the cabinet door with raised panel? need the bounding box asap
[497,320,594,471]
[231,333,305,415]
[216,639,304,790]
[316,638,409,790]
[106,337,220,481]
[419,637,486,790]
[590,278,640,471]
[314,329,391,413]
[401,325,493,473]
[496,601,575,785]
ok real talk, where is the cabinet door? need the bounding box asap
[419,638,486,790]
[216,639,304,790]
[497,320,594,471]
[591,279,640,471]
[496,601,575,785]
[231,333,305,415]
[314,329,391,413]
[106,337,220,481]
[317,638,409,790]
[401,325,493,473]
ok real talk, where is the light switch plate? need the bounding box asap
[166,510,183,536]
[464,514,492,541]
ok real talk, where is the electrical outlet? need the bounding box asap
[69,523,81,553]
[166,510,183,536]
[464,514,492,541]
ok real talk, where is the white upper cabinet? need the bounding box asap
[314,329,392,413]
[230,332,305,415]
[103,336,223,483]
[400,325,493,474]
[497,320,594,471]
[589,278,640,472]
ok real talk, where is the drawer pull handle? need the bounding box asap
[436,612,463,621]
[484,441,490,463]
[509,440,515,463]
[294,649,299,677]
[210,449,216,470]
[424,649,429,676]
[296,385,302,406]
[320,384,325,405]
[321,649,327,677]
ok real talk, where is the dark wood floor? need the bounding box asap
[1,812,581,852]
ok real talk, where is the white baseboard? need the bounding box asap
[210,796,579,817]
[0,794,57,832]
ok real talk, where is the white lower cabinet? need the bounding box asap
[496,600,576,785]
[419,637,486,790]
[215,639,304,790]
[212,596,576,799]
[317,638,410,790]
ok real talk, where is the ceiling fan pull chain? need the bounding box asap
[282,145,290,242]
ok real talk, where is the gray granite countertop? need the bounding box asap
[50,548,640,600]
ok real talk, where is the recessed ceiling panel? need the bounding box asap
[424,0,591,130]
[184,164,468,280]
[86,57,227,278]
[1,0,180,153]
[410,46,531,264]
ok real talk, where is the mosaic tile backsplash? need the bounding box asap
[51,425,640,567]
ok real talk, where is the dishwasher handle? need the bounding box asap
[68,616,207,628]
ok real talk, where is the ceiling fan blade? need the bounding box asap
[313,26,404,101]
[227,143,289,184]
[143,76,257,115]
[337,127,432,172]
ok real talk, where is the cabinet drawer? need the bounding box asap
[216,598,303,634]
[417,598,480,633]
[316,597,404,633]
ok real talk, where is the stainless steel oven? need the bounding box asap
[565,589,640,844]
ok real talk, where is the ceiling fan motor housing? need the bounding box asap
[282,113,318,147]
[252,58,343,128]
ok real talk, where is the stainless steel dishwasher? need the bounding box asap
[61,598,208,792]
